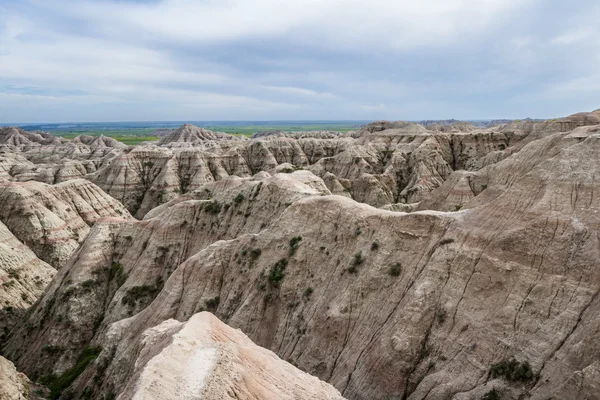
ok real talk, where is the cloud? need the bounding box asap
[0,0,599,122]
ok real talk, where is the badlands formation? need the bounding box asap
[1,110,600,399]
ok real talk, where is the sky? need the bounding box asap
[0,0,599,123]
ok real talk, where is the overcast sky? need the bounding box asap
[1,0,598,123]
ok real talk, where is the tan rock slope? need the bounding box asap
[0,356,32,400]
[0,179,132,268]
[117,312,344,400]
[0,220,55,339]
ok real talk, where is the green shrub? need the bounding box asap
[234,193,245,204]
[354,227,361,236]
[122,276,164,308]
[268,259,288,286]
[289,236,302,256]
[41,346,102,400]
[304,287,313,298]
[482,388,500,400]
[371,242,379,251]
[490,358,533,382]
[250,248,262,260]
[109,262,127,287]
[205,200,222,215]
[205,296,220,311]
[389,263,402,277]
[454,204,463,211]
[348,251,364,273]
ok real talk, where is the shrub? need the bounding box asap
[348,252,364,273]
[250,248,262,260]
[371,242,379,251]
[289,236,302,256]
[454,204,463,211]
[490,358,534,382]
[234,193,245,204]
[41,346,102,400]
[268,259,288,286]
[304,287,313,298]
[109,262,127,287]
[354,227,361,236]
[122,276,164,308]
[482,389,500,400]
[205,296,220,311]
[205,200,222,215]
[389,263,402,277]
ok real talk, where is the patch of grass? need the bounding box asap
[40,346,102,400]
[268,259,288,286]
[289,236,302,256]
[490,358,534,382]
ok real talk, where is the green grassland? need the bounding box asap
[50,123,361,145]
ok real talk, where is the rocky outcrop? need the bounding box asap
[0,356,33,400]
[158,124,242,147]
[0,220,55,339]
[0,179,132,268]
[116,312,344,399]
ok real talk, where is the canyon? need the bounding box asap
[1,110,600,399]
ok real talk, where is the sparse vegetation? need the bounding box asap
[205,296,220,311]
[205,200,222,215]
[40,346,102,400]
[250,248,262,260]
[389,263,402,277]
[354,227,361,236]
[454,204,463,211]
[234,193,245,204]
[371,242,379,251]
[482,388,500,400]
[304,287,313,298]
[348,251,364,273]
[122,276,164,308]
[289,236,302,256]
[268,259,288,286]
[109,261,127,287]
[490,358,534,382]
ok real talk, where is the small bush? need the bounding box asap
[289,236,303,256]
[205,200,222,215]
[482,388,500,400]
[490,358,534,382]
[250,248,262,260]
[234,193,245,204]
[354,227,361,236]
[389,263,402,277]
[268,259,288,286]
[304,287,313,298]
[205,296,220,311]
[348,252,364,274]
[454,204,463,211]
[371,242,379,251]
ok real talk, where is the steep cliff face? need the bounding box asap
[0,179,132,268]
